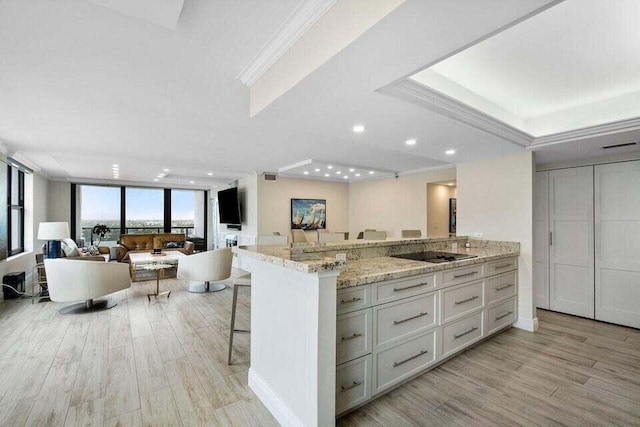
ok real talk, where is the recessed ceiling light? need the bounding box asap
[112,164,119,168]
[355,173,361,177]
[314,168,320,172]
[157,175,163,178]
[163,168,169,172]
[190,181,195,184]
[303,171,309,175]
[448,182,454,186]
[445,149,456,155]
[343,176,348,179]
[349,168,355,172]
[324,173,330,177]
[369,171,374,175]
[153,178,159,182]
[327,165,333,169]
[353,125,365,133]
[405,139,417,146]
[207,172,213,176]
[336,171,341,175]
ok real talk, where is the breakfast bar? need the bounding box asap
[235,237,520,427]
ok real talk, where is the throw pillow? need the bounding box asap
[164,241,184,249]
[61,238,80,257]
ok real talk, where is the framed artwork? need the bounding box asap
[291,198,326,230]
[449,198,457,234]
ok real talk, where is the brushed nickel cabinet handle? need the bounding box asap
[454,326,478,339]
[453,271,478,278]
[495,311,513,321]
[393,350,429,367]
[393,312,429,325]
[340,333,362,342]
[393,282,429,292]
[454,295,479,305]
[495,283,514,291]
[340,297,361,305]
[340,381,362,392]
[494,263,512,269]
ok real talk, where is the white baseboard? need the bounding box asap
[248,368,303,427]
[514,316,539,332]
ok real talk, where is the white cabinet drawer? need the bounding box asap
[336,354,371,415]
[374,292,437,349]
[442,280,484,324]
[374,330,437,395]
[336,309,372,365]
[442,264,484,286]
[442,311,484,358]
[487,297,517,335]
[372,273,438,305]
[337,285,371,315]
[486,257,517,276]
[486,271,517,304]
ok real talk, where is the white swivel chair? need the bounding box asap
[257,235,288,246]
[44,259,131,314]
[177,248,232,293]
[319,232,345,243]
[290,229,307,243]
[363,230,387,240]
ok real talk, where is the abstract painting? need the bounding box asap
[449,198,457,235]
[291,198,326,230]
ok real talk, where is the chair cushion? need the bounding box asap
[61,238,80,257]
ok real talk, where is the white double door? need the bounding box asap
[535,160,640,328]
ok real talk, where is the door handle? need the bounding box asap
[549,231,553,246]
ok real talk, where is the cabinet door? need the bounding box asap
[533,171,550,309]
[549,167,594,318]
[595,161,640,328]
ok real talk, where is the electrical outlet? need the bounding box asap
[473,232,483,238]
[336,253,347,261]
[451,242,458,250]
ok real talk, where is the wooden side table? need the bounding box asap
[144,262,173,301]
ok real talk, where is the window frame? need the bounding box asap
[7,165,25,256]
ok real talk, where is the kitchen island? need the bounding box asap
[235,237,519,427]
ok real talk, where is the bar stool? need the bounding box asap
[228,273,251,365]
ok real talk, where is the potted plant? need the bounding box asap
[91,224,111,245]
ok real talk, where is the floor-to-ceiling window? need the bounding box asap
[79,185,121,246]
[125,187,164,234]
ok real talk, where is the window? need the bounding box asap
[126,187,164,233]
[79,185,121,246]
[171,190,205,238]
[7,165,24,256]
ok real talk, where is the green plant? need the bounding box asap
[91,224,111,245]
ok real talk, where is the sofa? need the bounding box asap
[115,233,194,262]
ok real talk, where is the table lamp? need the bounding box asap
[38,222,70,258]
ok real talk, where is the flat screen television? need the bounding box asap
[218,187,241,225]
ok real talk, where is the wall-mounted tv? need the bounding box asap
[218,187,241,225]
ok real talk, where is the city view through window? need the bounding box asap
[79,185,205,246]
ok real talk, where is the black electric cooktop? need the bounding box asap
[391,251,478,264]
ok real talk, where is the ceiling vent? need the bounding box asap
[601,141,638,150]
[264,173,277,181]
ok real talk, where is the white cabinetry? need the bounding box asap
[335,257,518,415]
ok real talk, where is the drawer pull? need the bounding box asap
[393,350,429,367]
[495,283,514,291]
[454,326,479,339]
[494,263,513,269]
[340,381,362,392]
[340,297,362,305]
[453,271,478,279]
[495,311,513,321]
[454,295,479,305]
[393,282,429,292]
[393,312,429,325]
[340,333,362,342]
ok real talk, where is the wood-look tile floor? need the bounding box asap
[2,279,640,427]
[339,309,640,427]
[0,271,277,427]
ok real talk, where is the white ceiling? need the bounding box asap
[0,0,600,187]
[278,159,395,182]
[410,0,640,137]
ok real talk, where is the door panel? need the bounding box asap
[533,171,549,309]
[595,161,640,328]
[549,167,594,318]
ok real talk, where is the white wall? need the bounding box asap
[349,168,456,238]
[258,174,349,238]
[47,180,71,223]
[426,183,457,238]
[456,151,536,331]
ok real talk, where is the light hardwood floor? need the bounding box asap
[2,278,639,427]
[0,272,277,427]
[339,309,640,426]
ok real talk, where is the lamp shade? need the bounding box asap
[37,222,70,240]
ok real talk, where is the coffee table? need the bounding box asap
[129,251,186,282]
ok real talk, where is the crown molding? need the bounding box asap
[237,0,336,87]
[529,117,640,148]
[379,79,534,147]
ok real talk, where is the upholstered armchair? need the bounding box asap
[44,259,131,314]
[177,248,232,293]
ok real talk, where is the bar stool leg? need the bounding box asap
[228,284,240,365]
